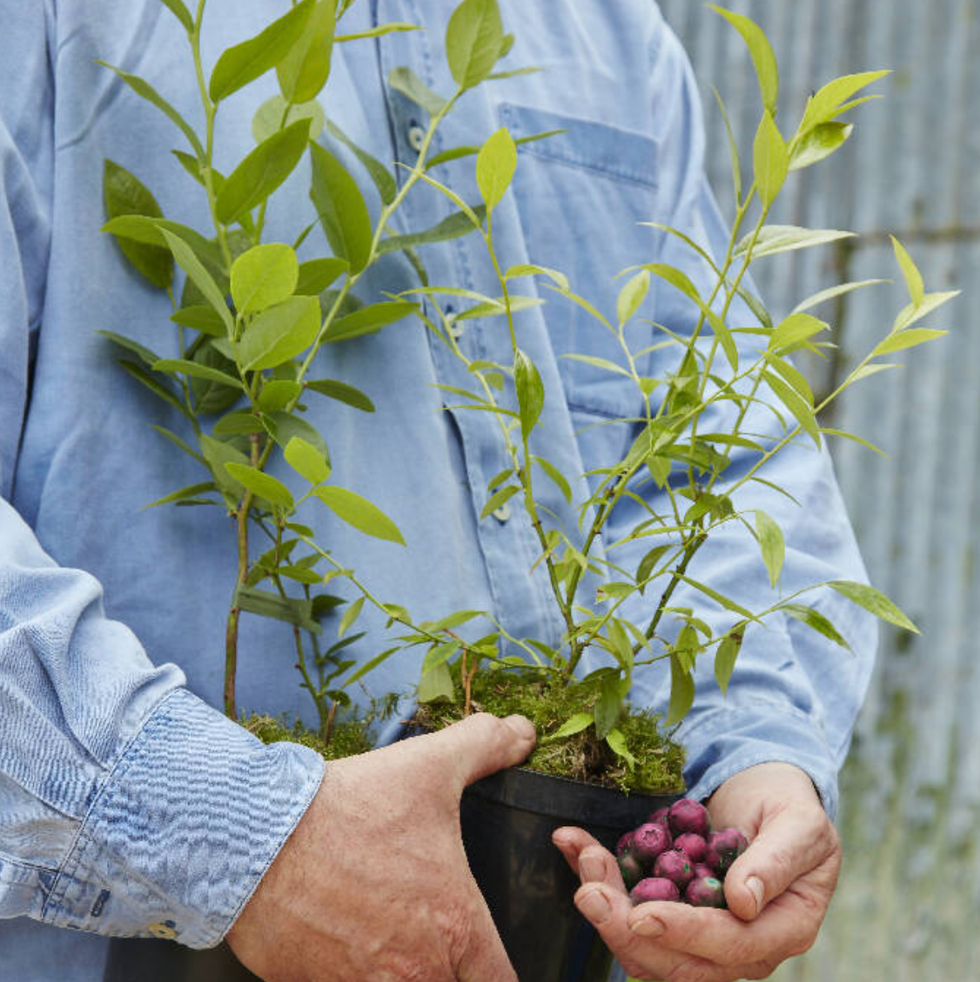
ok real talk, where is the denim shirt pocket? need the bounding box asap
[498,102,661,470]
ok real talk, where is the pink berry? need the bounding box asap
[686,876,726,908]
[673,833,707,864]
[630,877,680,904]
[705,828,749,873]
[667,798,711,838]
[653,849,694,890]
[631,822,673,868]
[616,831,635,858]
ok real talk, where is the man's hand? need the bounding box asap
[552,762,841,982]
[227,712,536,982]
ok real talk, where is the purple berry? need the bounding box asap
[653,849,694,890]
[618,853,644,891]
[674,833,707,864]
[630,877,681,904]
[631,822,673,869]
[705,828,749,874]
[616,831,635,858]
[685,876,726,908]
[692,862,716,880]
[648,806,671,826]
[668,798,711,838]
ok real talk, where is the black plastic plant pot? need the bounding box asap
[460,766,676,982]
[104,766,676,982]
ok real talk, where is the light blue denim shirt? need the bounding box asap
[0,0,877,978]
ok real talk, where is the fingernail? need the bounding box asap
[746,875,765,914]
[503,714,536,742]
[631,915,666,938]
[577,889,611,924]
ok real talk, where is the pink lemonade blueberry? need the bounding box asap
[616,831,635,858]
[653,849,694,890]
[630,877,681,904]
[618,852,644,891]
[667,798,711,838]
[685,876,726,908]
[692,862,716,880]
[631,822,673,868]
[705,828,749,874]
[648,806,670,826]
[673,832,707,864]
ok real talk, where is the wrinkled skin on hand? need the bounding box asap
[553,762,842,982]
[227,713,536,982]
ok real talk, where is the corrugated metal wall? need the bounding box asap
[656,1,979,977]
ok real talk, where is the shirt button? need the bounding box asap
[148,922,178,941]
[407,121,426,153]
[492,502,512,523]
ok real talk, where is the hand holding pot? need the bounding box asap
[226,713,536,982]
[553,761,841,982]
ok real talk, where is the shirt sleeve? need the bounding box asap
[0,3,324,947]
[608,15,878,821]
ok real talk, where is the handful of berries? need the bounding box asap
[616,798,749,908]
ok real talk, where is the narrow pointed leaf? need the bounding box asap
[224,463,294,509]
[327,120,396,205]
[476,126,517,211]
[891,236,925,307]
[827,580,918,632]
[315,486,405,544]
[790,122,853,171]
[310,143,373,273]
[153,358,244,389]
[754,111,789,207]
[514,349,544,438]
[533,456,571,504]
[296,257,348,296]
[387,66,448,116]
[714,632,743,696]
[709,5,778,113]
[159,228,235,336]
[327,301,417,343]
[666,652,695,726]
[781,604,851,649]
[157,0,194,33]
[277,0,335,102]
[754,510,785,588]
[306,378,376,412]
[872,328,947,357]
[737,225,854,259]
[377,205,488,255]
[285,435,331,485]
[338,595,365,638]
[235,584,321,634]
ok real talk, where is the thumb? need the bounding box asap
[725,804,838,920]
[429,712,536,791]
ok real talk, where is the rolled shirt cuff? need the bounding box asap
[39,687,325,948]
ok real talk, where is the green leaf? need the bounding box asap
[714,632,743,696]
[146,481,217,509]
[213,411,265,436]
[753,111,789,208]
[764,370,821,446]
[709,5,778,113]
[827,580,918,632]
[157,0,194,32]
[209,0,315,102]
[258,380,302,412]
[152,424,205,464]
[476,126,517,211]
[605,729,637,769]
[505,263,569,292]
[427,129,563,169]
[872,328,948,357]
[327,120,396,206]
[277,0,335,102]
[593,677,623,741]
[754,510,785,588]
[560,353,631,378]
[541,712,593,743]
[666,652,695,726]
[200,433,251,500]
[891,236,925,307]
[769,312,829,352]
[616,269,650,325]
[231,244,299,315]
[446,0,505,90]
[893,290,960,332]
[265,411,330,460]
[677,575,757,621]
[338,595,365,638]
[766,355,814,406]
[309,143,373,274]
[387,66,448,116]
[285,435,330,485]
[97,61,205,159]
[225,463,294,509]
[252,95,325,144]
[234,584,321,634]
[737,225,855,259]
[819,427,886,456]
[514,349,544,439]
[711,87,742,204]
[480,485,519,520]
[296,258,348,296]
[103,160,173,289]
[533,456,571,504]
[377,205,488,256]
[799,71,891,136]
[327,301,418,343]
[336,22,421,42]
[343,645,402,686]
[158,228,235,336]
[421,640,461,675]
[781,604,851,650]
[789,122,853,171]
[217,119,311,225]
[96,329,161,368]
[102,215,222,271]
[417,661,455,703]
[791,279,886,316]
[171,305,227,337]
[152,358,243,390]
[636,545,671,590]
[306,378,376,412]
[315,486,405,544]
[239,295,320,370]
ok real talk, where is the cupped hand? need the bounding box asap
[227,712,536,982]
[553,761,841,982]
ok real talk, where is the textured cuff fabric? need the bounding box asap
[39,688,324,948]
[677,704,841,821]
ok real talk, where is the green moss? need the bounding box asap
[244,713,375,760]
[414,668,686,795]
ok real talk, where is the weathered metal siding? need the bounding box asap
[655,1,979,977]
